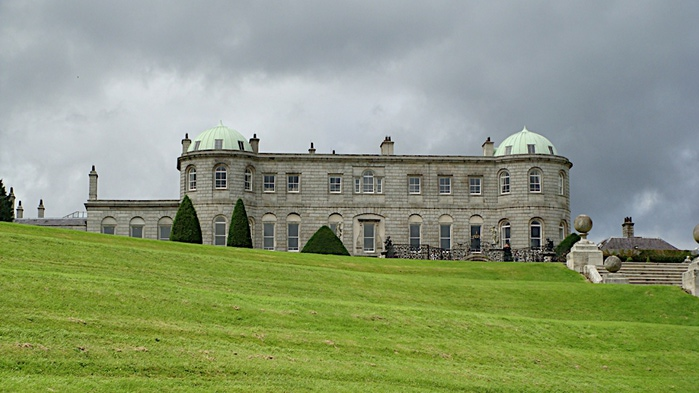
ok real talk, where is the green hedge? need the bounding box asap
[603,249,693,263]
[554,233,580,261]
[302,226,350,256]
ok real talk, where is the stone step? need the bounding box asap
[594,262,688,286]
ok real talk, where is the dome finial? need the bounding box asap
[523,125,528,132]
[219,120,223,126]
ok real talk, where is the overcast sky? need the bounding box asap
[1,1,698,249]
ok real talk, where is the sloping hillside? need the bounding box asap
[1,222,698,392]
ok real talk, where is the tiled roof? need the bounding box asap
[598,237,679,251]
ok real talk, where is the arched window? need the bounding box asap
[438,215,453,250]
[499,170,510,194]
[362,170,374,193]
[130,217,145,238]
[101,216,117,235]
[214,165,227,189]
[262,213,277,250]
[158,216,173,240]
[559,221,567,241]
[530,220,542,249]
[213,216,227,246]
[499,220,511,248]
[287,213,301,252]
[244,167,253,191]
[187,167,197,191]
[408,214,423,250]
[529,168,541,193]
[558,172,566,196]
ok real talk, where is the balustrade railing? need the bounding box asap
[388,243,550,262]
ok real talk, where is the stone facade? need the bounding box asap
[86,126,573,257]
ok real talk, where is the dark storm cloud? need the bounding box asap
[1,1,698,248]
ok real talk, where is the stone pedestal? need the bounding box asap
[682,260,699,296]
[566,240,603,273]
[604,272,630,284]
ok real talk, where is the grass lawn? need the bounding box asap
[1,222,698,392]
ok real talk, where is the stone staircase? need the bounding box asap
[595,262,688,286]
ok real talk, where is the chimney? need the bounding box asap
[16,201,23,219]
[38,199,45,219]
[380,136,394,155]
[622,217,634,238]
[308,142,316,154]
[249,134,260,154]
[8,187,15,216]
[482,137,495,156]
[89,165,98,201]
[181,133,191,154]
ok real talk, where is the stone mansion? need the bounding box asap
[84,123,572,257]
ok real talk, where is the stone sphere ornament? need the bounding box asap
[694,224,699,244]
[574,214,593,239]
[604,255,622,273]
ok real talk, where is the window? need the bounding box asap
[245,168,253,191]
[439,177,451,195]
[329,176,342,193]
[213,216,227,246]
[500,221,511,248]
[499,171,510,194]
[558,172,565,196]
[355,170,383,194]
[188,167,197,191]
[409,223,421,249]
[238,141,245,150]
[363,222,375,252]
[263,175,275,192]
[130,217,145,238]
[440,224,451,250]
[530,220,542,249]
[504,146,512,155]
[362,170,374,193]
[101,217,117,235]
[469,177,482,195]
[214,139,223,149]
[408,177,421,194]
[263,223,275,250]
[193,141,201,151]
[158,217,173,241]
[287,175,300,193]
[215,165,227,189]
[527,144,536,154]
[529,169,541,193]
[559,221,567,241]
[287,223,299,251]
[548,146,554,155]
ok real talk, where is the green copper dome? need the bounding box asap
[188,122,252,152]
[494,127,557,156]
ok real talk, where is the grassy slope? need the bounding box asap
[1,222,698,392]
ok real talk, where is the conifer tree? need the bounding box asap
[170,195,202,244]
[0,180,13,222]
[227,198,253,248]
[302,225,350,256]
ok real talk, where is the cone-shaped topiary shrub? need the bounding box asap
[302,225,350,256]
[227,198,252,248]
[170,195,202,244]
